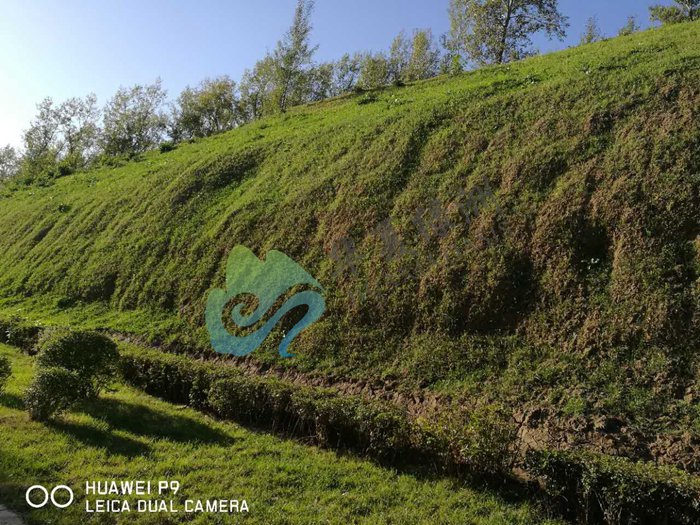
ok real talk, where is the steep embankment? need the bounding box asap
[1,21,700,472]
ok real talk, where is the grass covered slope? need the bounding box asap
[1,22,700,467]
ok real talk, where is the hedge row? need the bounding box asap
[0,317,41,352]
[526,449,700,524]
[120,345,700,524]
[120,345,438,465]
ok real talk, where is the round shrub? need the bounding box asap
[36,329,119,396]
[0,355,11,393]
[25,367,83,421]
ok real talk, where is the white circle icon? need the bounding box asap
[25,485,74,509]
[50,486,74,508]
[25,485,49,508]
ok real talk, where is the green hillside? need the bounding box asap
[1,19,700,480]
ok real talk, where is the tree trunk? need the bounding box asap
[497,0,514,64]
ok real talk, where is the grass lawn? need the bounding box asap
[0,344,562,524]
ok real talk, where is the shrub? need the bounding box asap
[25,367,83,421]
[36,329,119,397]
[0,355,11,393]
[423,404,517,477]
[119,349,203,404]
[0,318,42,352]
[525,449,700,524]
[159,141,177,153]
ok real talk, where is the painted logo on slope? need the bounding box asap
[206,245,325,358]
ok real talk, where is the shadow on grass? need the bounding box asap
[78,397,235,446]
[48,418,151,458]
[0,392,24,410]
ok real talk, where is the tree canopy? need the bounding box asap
[447,0,568,65]
[650,0,698,24]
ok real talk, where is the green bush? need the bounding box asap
[0,355,11,393]
[0,318,41,352]
[418,404,517,477]
[36,329,119,396]
[159,141,177,153]
[525,449,700,524]
[119,348,204,404]
[123,347,419,462]
[23,329,120,421]
[25,367,83,421]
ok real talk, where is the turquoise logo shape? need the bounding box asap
[206,245,326,358]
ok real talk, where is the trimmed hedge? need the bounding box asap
[0,317,41,352]
[116,345,700,524]
[525,449,700,524]
[120,346,417,462]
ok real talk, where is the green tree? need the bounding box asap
[330,53,363,96]
[0,145,20,180]
[272,0,318,112]
[22,98,59,165]
[447,0,568,65]
[101,80,168,156]
[55,94,100,167]
[618,16,640,36]
[650,0,698,24]
[439,34,465,75]
[22,94,100,171]
[580,16,604,45]
[239,55,277,122]
[406,29,441,81]
[20,94,99,179]
[388,31,411,84]
[172,76,239,140]
[308,62,335,101]
[358,53,390,89]
[19,98,60,181]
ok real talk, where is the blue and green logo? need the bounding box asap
[206,246,325,358]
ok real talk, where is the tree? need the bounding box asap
[55,94,100,166]
[446,0,569,66]
[272,0,317,112]
[22,98,59,164]
[101,79,168,156]
[650,0,698,24]
[618,16,640,36]
[388,31,411,84]
[580,16,604,45]
[308,62,335,101]
[239,55,277,122]
[439,34,465,75]
[406,29,441,81]
[23,94,100,170]
[0,145,20,180]
[358,53,390,89]
[330,53,363,96]
[172,76,239,140]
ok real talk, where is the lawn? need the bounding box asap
[0,344,562,524]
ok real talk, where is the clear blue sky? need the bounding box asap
[0,0,672,148]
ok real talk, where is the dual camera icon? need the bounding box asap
[25,485,74,509]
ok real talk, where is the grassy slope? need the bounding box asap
[0,344,561,524]
[1,22,700,461]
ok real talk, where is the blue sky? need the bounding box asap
[0,0,672,148]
